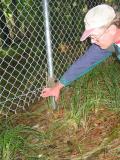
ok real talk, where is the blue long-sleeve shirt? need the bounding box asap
[59,44,120,86]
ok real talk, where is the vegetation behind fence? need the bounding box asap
[0,0,119,115]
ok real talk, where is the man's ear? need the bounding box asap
[108,24,117,35]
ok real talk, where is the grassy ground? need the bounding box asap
[0,57,120,160]
[14,106,120,160]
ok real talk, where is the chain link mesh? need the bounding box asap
[0,0,120,116]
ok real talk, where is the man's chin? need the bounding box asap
[93,43,109,49]
[99,45,108,49]
[94,44,106,49]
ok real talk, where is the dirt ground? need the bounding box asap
[12,100,120,160]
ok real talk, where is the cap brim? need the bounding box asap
[80,28,95,41]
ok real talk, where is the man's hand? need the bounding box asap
[40,82,64,101]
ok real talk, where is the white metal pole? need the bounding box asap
[43,0,56,109]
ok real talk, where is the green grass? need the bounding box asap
[0,58,120,159]
[0,118,50,160]
[59,58,120,128]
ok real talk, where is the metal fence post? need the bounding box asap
[1,0,119,115]
[42,0,56,109]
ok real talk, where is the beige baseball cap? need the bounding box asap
[80,4,116,41]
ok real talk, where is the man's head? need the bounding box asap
[80,4,120,49]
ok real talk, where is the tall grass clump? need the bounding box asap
[0,119,48,160]
[60,58,120,130]
[100,62,120,110]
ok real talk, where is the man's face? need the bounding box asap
[89,26,115,49]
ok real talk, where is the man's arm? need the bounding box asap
[41,44,112,100]
[60,44,112,86]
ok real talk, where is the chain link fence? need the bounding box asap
[0,0,120,116]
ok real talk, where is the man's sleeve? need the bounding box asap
[113,44,120,61]
[59,44,112,86]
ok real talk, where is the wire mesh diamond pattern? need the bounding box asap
[0,0,119,116]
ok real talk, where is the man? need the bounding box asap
[41,4,120,101]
